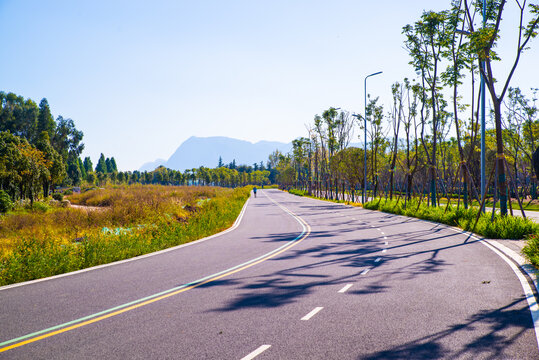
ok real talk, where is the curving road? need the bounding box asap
[0,189,538,359]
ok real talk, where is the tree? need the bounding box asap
[404,10,451,206]
[37,98,55,141]
[53,116,84,161]
[463,0,539,215]
[83,157,93,174]
[95,153,107,173]
[67,158,82,186]
[110,157,118,172]
[105,158,112,173]
[35,131,65,197]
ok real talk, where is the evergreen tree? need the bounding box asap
[67,158,82,186]
[95,153,107,173]
[105,157,112,173]
[37,99,55,140]
[110,157,118,172]
[83,157,93,174]
[218,156,223,167]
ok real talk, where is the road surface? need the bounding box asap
[1,189,538,359]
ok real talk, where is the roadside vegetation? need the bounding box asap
[0,185,250,286]
[273,1,539,265]
[363,198,538,240]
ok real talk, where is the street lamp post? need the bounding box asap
[480,0,486,211]
[363,71,382,204]
[455,0,486,211]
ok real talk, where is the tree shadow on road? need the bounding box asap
[358,297,535,360]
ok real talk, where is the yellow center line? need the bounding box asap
[1,192,311,353]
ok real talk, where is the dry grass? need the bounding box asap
[0,185,251,285]
[0,185,231,257]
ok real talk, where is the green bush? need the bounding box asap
[0,190,13,213]
[523,235,539,267]
[289,189,308,197]
[29,201,51,213]
[52,193,63,201]
[364,198,538,240]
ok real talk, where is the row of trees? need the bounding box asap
[71,165,271,188]
[274,0,539,216]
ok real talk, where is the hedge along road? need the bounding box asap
[0,189,538,359]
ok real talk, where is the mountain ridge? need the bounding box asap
[139,136,292,171]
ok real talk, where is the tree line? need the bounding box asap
[0,92,274,209]
[272,0,539,217]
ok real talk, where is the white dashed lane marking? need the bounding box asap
[375,257,382,263]
[241,345,271,360]
[301,307,324,321]
[338,284,353,293]
[361,268,372,275]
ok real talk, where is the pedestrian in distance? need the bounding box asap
[253,186,257,198]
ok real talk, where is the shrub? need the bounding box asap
[364,197,538,240]
[30,201,51,213]
[289,189,308,197]
[0,190,13,213]
[523,235,539,267]
[52,193,63,202]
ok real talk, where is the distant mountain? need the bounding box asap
[138,158,167,172]
[139,136,291,171]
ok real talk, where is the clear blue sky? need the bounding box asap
[1,0,537,170]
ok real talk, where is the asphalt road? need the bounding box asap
[1,189,538,359]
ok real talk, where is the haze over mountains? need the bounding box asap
[139,136,292,171]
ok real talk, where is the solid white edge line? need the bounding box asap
[304,195,539,350]
[338,284,353,293]
[434,224,539,350]
[478,239,539,348]
[241,345,271,360]
[0,195,252,291]
[301,307,324,320]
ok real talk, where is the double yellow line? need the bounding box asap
[0,192,311,353]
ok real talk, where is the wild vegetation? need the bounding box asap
[0,185,250,286]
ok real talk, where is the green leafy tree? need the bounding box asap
[52,116,84,161]
[35,131,66,197]
[463,0,539,215]
[404,10,451,206]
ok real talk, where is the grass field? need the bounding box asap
[0,185,251,286]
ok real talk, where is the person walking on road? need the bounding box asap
[253,186,257,198]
